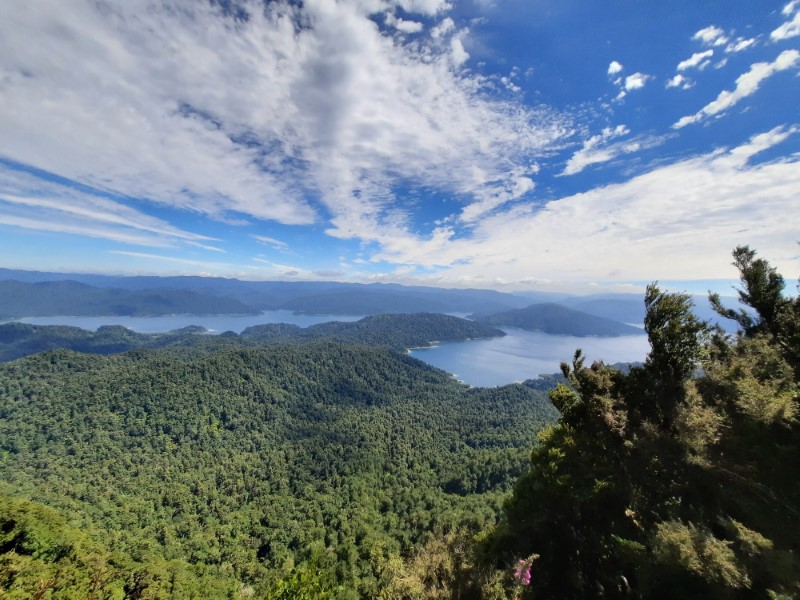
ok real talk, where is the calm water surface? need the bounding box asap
[410,328,650,387]
[6,314,650,387]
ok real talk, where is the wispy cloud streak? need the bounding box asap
[674,50,800,128]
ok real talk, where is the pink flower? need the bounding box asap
[514,559,532,586]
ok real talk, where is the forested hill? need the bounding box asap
[0,279,256,318]
[0,342,557,597]
[242,312,505,349]
[0,312,504,362]
[473,302,645,336]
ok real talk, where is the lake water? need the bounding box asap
[410,328,651,387]
[5,313,651,387]
[9,310,365,333]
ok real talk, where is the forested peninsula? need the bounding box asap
[1,247,798,599]
[0,313,504,363]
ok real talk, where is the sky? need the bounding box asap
[0,0,799,294]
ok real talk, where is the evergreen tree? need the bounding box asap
[487,247,799,599]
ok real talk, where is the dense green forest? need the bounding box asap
[0,340,556,597]
[0,313,504,362]
[1,246,797,599]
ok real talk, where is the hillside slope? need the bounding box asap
[0,343,556,597]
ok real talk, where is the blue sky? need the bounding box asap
[0,0,798,293]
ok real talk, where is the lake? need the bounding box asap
[410,328,650,387]
[5,313,651,387]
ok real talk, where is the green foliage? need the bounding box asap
[643,284,708,385]
[0,340,556,597]
[245,312,505,351]
[709,246,788,338]
[710,245,800,372]
[0,312,504,362]
[0,494,130,598]
[484,247,800,599]
[264,553,341,600]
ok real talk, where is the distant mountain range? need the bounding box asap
[0,280,256,319]
[0,267,741,330]
[0,268,536,317]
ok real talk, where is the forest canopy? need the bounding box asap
[485,246,799,599]
[0,340,555,597]
[0,246,797,599]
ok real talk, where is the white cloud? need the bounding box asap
[677,49,714,71]
[674,49,800,128]
[666,74,694,90]
[186,241,226,253]
[693,27,755,55]
[459,173,535,222]
[0,164,213,248]
[624,73,651,90]
[771,9,800,41]
[608,60,624,76]
[560,131,668,176]
[783,0,800,15]
[0,2,316,226]
[499,75,521,93]
[431,17,456,38]
[385,12,424,33]
[693,25,729,47]
[395,0,451,16]
[109,251,275,275]
[450,36,470,66]
[0,214,174,248]
[0,0,570,253]
[725,37,757,53]
[370,128,800,284]
[252,234,289,250]
[560,125,630,175]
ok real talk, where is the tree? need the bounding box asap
[710,245,800,371]
[629,284,708,431]
[709,245,787,336]
[486,248,799,599]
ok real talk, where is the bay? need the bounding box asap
[10,310,365,334]
[409,328,650,387]
[6,313,650,387]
